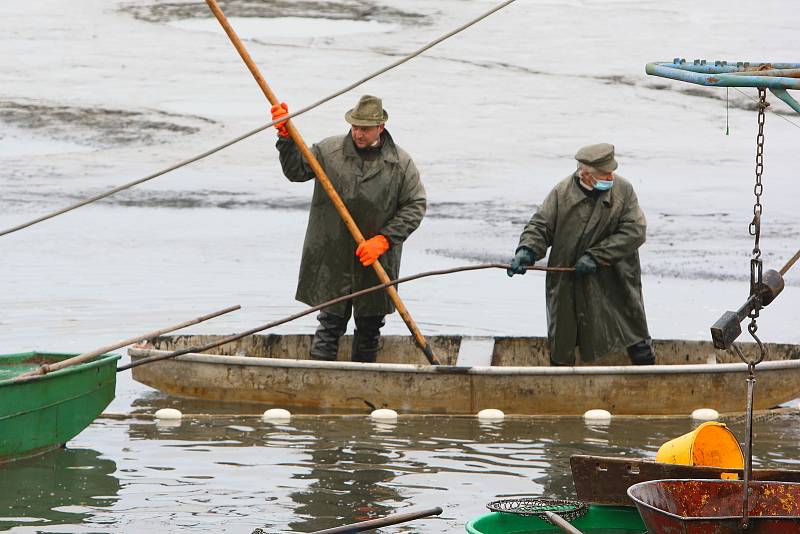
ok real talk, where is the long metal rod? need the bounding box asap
[646,62,800,113]
[0,0,516,239]
[204,0,439,363]
[306,506,442,534]
[16,304,241,380]
[646,62,800,88]
[118,263,573,372]
[740,372,756,530]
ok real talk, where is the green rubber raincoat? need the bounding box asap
[517,173,650,364]
[276,130,426,317]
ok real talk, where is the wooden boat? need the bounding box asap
[465,505,645,533]
[128,334,800,414]
[628,479,800,533]
[571,454,800,506]
[0,352,119,464]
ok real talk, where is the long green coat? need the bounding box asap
[276,130,426,317]
[517,173,650,364]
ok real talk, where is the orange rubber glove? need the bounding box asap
[356,235,390,267]
[270,102,289,137]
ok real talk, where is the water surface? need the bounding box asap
[3,414,800,533]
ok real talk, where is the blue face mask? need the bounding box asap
[594,179,614,191]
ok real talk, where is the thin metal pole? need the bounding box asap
[741,370,755,530]
[118,263,572,371]
[204,0,439,363]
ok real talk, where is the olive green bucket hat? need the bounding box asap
[345,95,388,126]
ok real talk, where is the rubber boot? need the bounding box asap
[351,315,385,363]
[310,311,348,361]
[627,337,655,365]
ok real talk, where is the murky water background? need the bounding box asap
[2,0,800,532]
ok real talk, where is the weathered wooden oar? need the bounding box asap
[305,506,442,534]
[203,0,440,365]
[118,263,573,371]
[16,305,240,380]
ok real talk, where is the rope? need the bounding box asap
[732,87,800,131]
[0,0,517,239]
[118,262,571,371]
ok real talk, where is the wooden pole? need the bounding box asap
[204,0,439,364]
[780,247,800,276]
[16,305,241,380]
[307,507,442,534]
[544,512,585,534]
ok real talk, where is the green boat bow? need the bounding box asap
[0,352,119,464]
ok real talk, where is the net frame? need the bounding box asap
[486,497,588,523]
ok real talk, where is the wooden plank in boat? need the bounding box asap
[455,337,495,367]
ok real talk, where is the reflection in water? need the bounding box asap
[287,420,402,532]
[0,447,119,530]
[12,413,795,533]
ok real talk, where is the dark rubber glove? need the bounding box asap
[574,254,598,277]
[507,248,535,277]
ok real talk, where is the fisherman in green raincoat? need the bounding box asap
[507,143,654,365]
[271,95,426,362]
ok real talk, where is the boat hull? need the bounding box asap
[128,335,800,415]
[0,352,119,464]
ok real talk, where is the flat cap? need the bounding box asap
[575,143,618,173]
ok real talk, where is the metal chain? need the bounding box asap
[739,88,769,531]
[747,88,768,329]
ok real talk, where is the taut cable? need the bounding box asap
[0,0,517,238]
[119,262,571,371]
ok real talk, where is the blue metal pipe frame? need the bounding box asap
[646,59,800,113]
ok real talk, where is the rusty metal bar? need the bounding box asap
[646,60,800,113]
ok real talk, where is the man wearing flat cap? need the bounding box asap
[270,95,426,363]
[507,143,654,366]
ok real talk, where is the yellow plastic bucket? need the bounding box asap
[656,421,744,479]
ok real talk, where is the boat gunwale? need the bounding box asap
[127,348,800,376]
[628,478,800,522]
[0,352,120,386]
